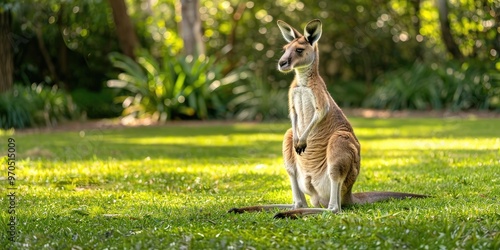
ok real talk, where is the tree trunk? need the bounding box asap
[35,25,59,85]
[410,0,423,60]
[436,0,463,60]
[491,4,500,54]
[57,4,69,88]
[0,10,13,93]
[108,0,139,59]
[180,0,204,57]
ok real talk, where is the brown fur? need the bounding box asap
[229,19,427,219]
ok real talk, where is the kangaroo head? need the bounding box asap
[277,19,322,73]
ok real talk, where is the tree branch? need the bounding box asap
[436,0,463,60]
[35,25,59,84]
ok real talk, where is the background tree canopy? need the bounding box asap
[1,0,499,128]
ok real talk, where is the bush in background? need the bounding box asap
[107,50,242,121]
[227,74,288,121]
[0,83,80,129]
[364,61,500,111]
[227,78,369,121]
[328,80,369,108]
[71,88,122,119]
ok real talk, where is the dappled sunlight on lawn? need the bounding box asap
[9,119,499,196]
[1,119,499,248]
[105,133,284,146]
[364,138,500,150]
[353,118,500,139]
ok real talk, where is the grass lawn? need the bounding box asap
[1,118,499,249]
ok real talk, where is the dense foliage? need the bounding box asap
[1,0,499,128]
[10,0,117,91]
[365,61,500,110]
[107,50,241,120]
[0,84,80,129]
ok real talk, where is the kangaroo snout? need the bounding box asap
[278,58,292,71]
[279,59,288,67]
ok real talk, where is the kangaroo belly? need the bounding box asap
[296,151,331,207]
[292,86,315,135]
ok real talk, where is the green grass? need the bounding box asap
[1,118,499,249]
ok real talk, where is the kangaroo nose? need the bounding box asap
[279,60,288,67]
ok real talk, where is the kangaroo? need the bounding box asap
[229,19,427,219]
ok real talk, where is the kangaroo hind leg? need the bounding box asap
[283,128,308,209]
[228,129,304,214]
[273,131,360,219]
[326,131,360,213]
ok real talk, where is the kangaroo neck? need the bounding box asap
[294,44,320,87]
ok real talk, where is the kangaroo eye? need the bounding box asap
[295,48,304,53]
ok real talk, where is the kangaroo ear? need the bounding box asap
[304,19,322,45]
[277,20,302,43]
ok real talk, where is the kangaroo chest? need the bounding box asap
[292,86,316,134]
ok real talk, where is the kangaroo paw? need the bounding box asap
[294,143,307,155]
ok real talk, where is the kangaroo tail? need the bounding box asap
[228,204,293,214]
[352,192,429,205]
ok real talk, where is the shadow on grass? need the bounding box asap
[12,124,286,162]
[55,142,282,163]
[22,145,496,198]
[23,167,286,196]
[107,123,290,138]
[352,118,500,139]
[103,142,281,159]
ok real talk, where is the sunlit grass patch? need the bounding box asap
[0,118,499,248]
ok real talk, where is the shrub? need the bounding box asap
[227,74,288,121]
[364,61,500,111]
[328,80,369,108]
[0,83,80,129]
[0,89,32,129]
[227,77,368,121]
[107,50,241,121]
[71,88,122,119]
